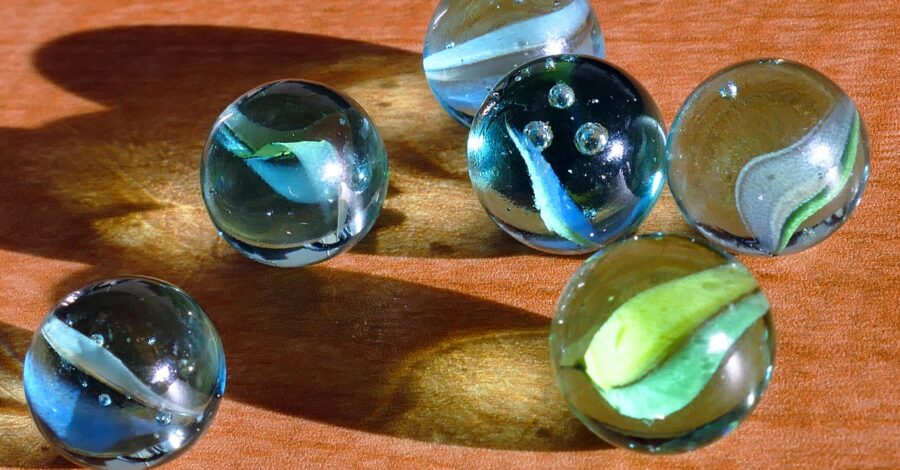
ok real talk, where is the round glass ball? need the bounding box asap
[550,234,775,453]
[423,0,605,126]
[666,59,870,256]
[201,79,389,267]
[24,277,226,468]
[467,55,666,254]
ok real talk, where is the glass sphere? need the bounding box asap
[667,59,870,256]
[24,278,226,468]
[201,79,389,267]
[467,55,666,254]
[550,234,775,453]
[423,0,605,126]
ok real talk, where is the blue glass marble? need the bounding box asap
[24,278,226,469]
[201,80,389,267]
[467,55,666,254]
[423,0,605,126]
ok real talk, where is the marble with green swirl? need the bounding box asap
[667,59,869,256]
[467,55,666,254]
[550,234,775,453]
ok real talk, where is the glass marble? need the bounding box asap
[423,0,605,126]
[550,234,775,453]
[201,80,389,267]
[667,59,870,256]
[467,55,666,254]
[24,278,226,469]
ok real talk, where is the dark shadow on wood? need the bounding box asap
[187,265,604,451]
[0,26,533,268]
[44,263,605,452]
[0,26,602,452]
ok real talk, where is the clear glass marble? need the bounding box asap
[550,234,775,453]
[467,55,666,254]
[423,0,605,126]
[201,80,389,267]
[24,278,226,469]
[667,59,870,256]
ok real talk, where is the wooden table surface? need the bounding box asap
[0,0,897,468]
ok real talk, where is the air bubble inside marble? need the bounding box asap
[524,121,554,150]
[549,83,576,109]
[575,122,609,155]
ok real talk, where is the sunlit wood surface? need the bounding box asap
[0,0,897,468]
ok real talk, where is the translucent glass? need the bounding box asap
[201,80,389,267]
[467,55,665,254]
[550,234,775,453]
[24,278,226,469]
[423,0,605,126]
[667,59,870,256]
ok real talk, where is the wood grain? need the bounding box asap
[0,0,897,468]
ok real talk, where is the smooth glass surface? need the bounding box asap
[550,234,775,453]
[667,59,870,256]
[423,0,605,126]
[201,80,389,267]
[24,278,226,469]
[467,55,665,254]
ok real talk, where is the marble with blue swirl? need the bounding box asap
[24,278,226,469]
[467,55,665,255]
[423,0,605,126]
[200,80,389,267]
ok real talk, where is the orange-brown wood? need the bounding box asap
[0,0,897,468]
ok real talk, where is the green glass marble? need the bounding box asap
[667,59,870,256]
[201,80,389,267]
[550,234,775,453]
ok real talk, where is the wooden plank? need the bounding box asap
[0,0,897,467]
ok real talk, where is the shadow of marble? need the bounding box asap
[46,262,603,451]
[0,26,531,273]
[0,25,605,455]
